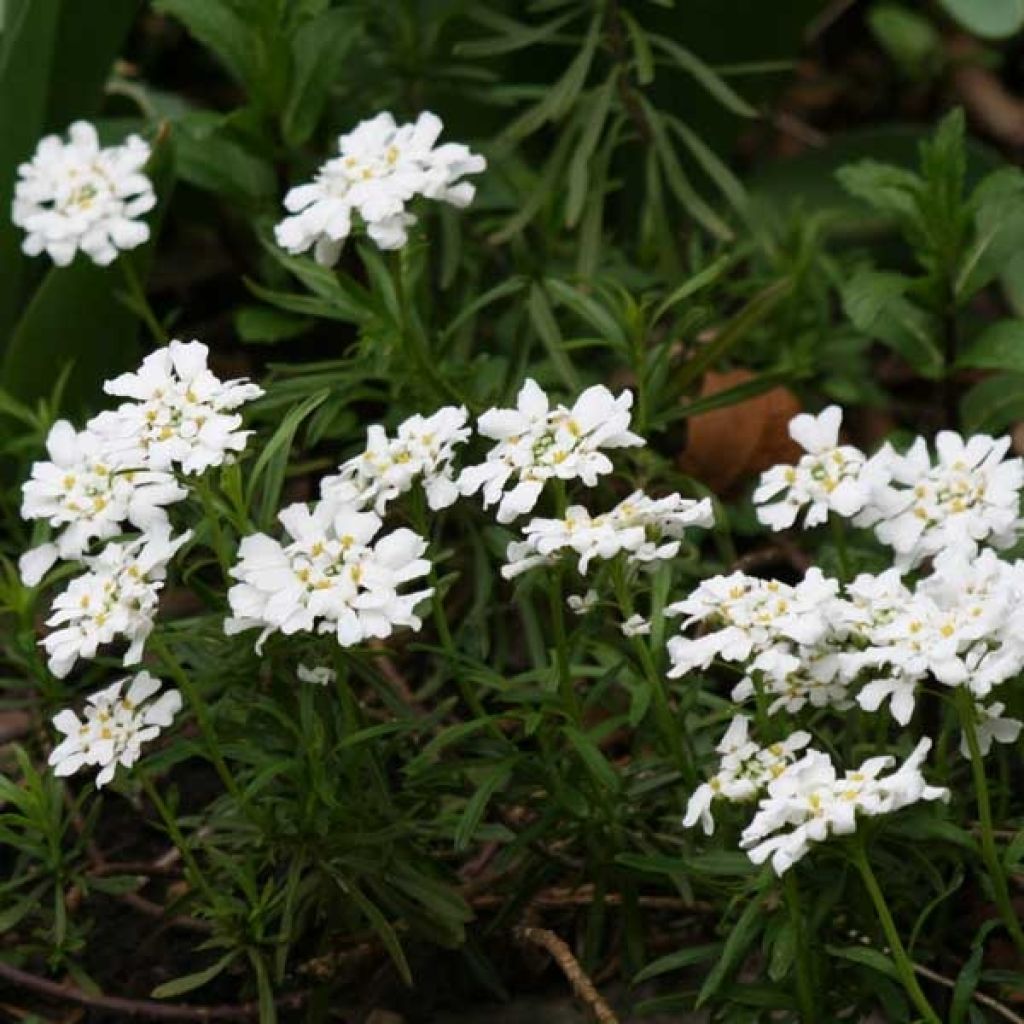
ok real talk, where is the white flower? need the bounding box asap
[460,380,644,523]
[755,406,884,530]
[960,701,1023,758]
[320,406,470,514]
[48,672,180,787]
[620,614,650,637]
[274,111,485,264]
[19,420,185,584]
[502,490,713,578]
[733,645,851,715]
[12,121,155,267]
[225,500,432,651]
[844,549,1024,722]
[42,530,190,678]
[740,739,948,875]
[860,432,1023,568]
[297,664,336,686]
[567,589,599,615]
[89,340,264,475]
[666,569,839,678]
[682,716,811,835]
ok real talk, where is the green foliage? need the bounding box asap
[5,2,1024,1022]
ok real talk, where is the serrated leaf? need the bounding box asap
[841,269,943,378]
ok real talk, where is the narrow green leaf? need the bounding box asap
[697,896,765,1005]
[151,952,238,999]
[454,760,514,852]
[648,33,757,118]
[527,283,580,390]
[282,8,358,146]
[633,942,721,983]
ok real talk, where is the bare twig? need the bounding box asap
[0,960,305,1021]
[514,925,620,1024]
[914,963,1024,1023]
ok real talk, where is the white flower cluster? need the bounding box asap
[275,111,485,263]
[503,490,714,578]
[683,716,810,835]
[225,499,432,652]
[21,340,262,672]
[740,740,948,875]
[320,405,470,515]
[459,378,644,524]
[49,672,181,787]
[755,406,1024,570]
[684,722,947,876]
[13,121,155,267]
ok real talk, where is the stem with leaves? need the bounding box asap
[118,258,166,344]
[851,836,941,1024]
[783,870,817,1023]
[956,688,1024,958]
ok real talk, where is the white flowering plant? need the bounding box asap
[5,5,1024,1024]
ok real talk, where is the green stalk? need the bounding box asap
[956,688,1024,957]
[194,476,233,583]
[138,769,217,905]
[611,562,694,785]
[829,513,850,583]
[549,564,581,721]
[118,258,166,344]
[150,632,241,802]
[783,870,817,1023]
[851,838,941,1024]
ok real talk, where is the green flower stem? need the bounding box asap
[956,688,1024,957]
[118,258,166,344]
[138,768,216,905]
[150,632,241,803]
[830,513,850,583]
[611,562,695,786]
[851,837,941,1024]
[391,251,470,410]
[548,564,581,721]
[783,870,817,1023]
[194,476,233,582]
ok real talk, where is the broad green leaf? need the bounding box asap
[282,8,358,146]
[937,0,1024,39]
[835,160,920,220]
[151,952,238,999]
[867,3,942,77]
[960,372,1024,434]
[154,0,261,93]
[174,117,276,201]
[841,270,943,378]
[957,320,1024,372]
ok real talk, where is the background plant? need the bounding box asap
[3,2,1024,1023]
